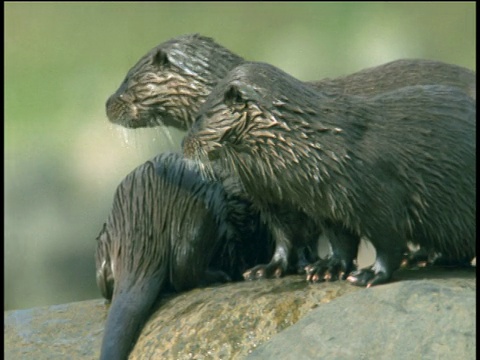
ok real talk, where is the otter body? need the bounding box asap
[183,62,476,287]
[106,34,475,131]
[106,34,475,280]
[314,58,476,99]
[95,152,270,360]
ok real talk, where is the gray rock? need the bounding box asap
[4,299,106,360]
[130,276,361,359]
[4,268,475,360]
[247,273,476,360]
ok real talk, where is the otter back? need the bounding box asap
[95,151,269,360]
[184,61,476,287]
[106,34,475,131]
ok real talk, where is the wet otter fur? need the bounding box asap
[106,34,475,277]
[106,33,475,131]
[183,62,476,287]
[106,33,475,280]
[95,152,270,360]
[105,34,244,130]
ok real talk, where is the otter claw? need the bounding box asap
[305,257,354,283]
[243,264,284,280]
[347,269,390,287]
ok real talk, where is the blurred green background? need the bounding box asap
[4,2,475,310]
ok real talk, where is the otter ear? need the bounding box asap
[224,84,245,106]
[152,49,170,67]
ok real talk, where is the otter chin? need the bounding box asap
[183,61,476,288]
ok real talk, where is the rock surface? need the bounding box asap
[4,267,475,360]
[130,275,360,360]
[4,299,106,360]
[247,276,476,360]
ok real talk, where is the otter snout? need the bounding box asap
[105,94,119,122]
[105,92,142,128]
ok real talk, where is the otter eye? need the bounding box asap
[224,84,245,106]
[152,49,170,67]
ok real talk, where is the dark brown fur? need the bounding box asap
[106,34,243,130]
[95,152,270,360]
[183,62,476,287]
[106,34,475,131]
[106,34,475,280]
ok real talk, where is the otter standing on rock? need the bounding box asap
[105,33,475,132]
[105,33,475,280]
[95,152,270,360]
[183,62,476,287]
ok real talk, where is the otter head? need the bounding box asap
[183,62,343,204]
[183,63,325,156]
[106,34,244,130]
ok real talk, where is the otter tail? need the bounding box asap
[99,274,165,360]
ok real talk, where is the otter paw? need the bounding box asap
[401,249,472,269]
[305,258,352,283]
[243,264,283,280]
[346,268,390,287]
[401,248,430,269]
[305,261,330,282]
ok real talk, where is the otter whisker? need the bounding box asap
[153,116,175,148]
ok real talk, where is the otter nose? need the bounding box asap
[105,94,116,120]
[105,95,113,119]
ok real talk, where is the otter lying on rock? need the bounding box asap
[182,62,476,287]
[95,152,270,360]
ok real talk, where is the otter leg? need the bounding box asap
[426,255,473,267]
[401,247,430,268]
[402,248,473,268]
[347,239,406,287]
[243,244,289,280]
[305,224,360,282]
[295,246,320,274]
[243,210,321,280]
[243,224,291,280]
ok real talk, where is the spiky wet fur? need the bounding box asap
[106,34,244,130]
[106,34,475,133]
[184,62,476,286]
[106,34,475,281]
[95,151,270,360]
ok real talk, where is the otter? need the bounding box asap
[106,34,475,280]
[105,34,244,130]
[182,62,476,287]
[95,152,271,360]
[105,33,475,131]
